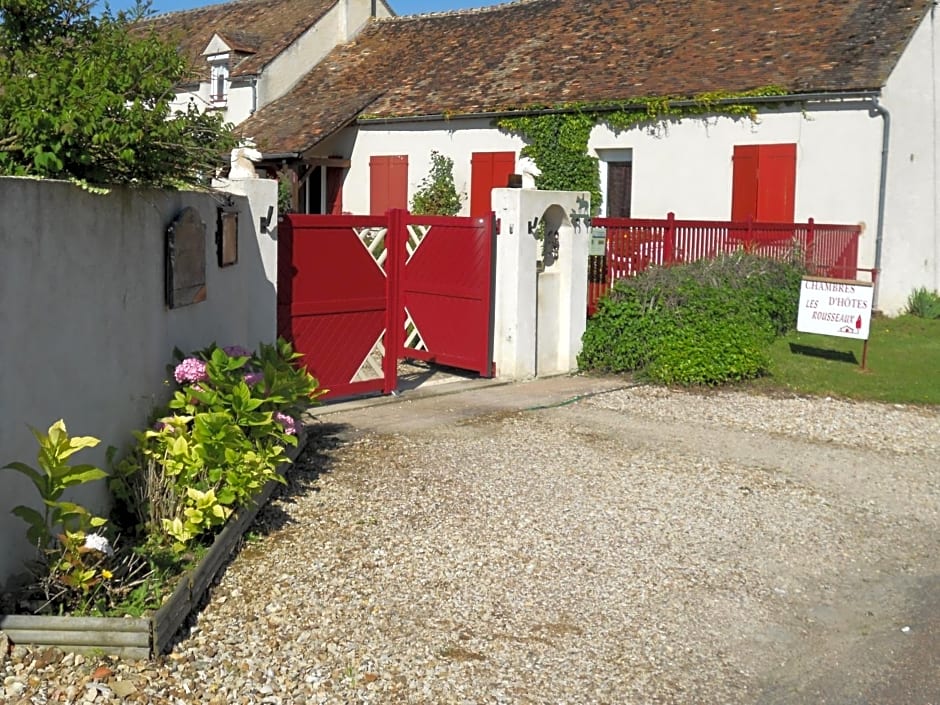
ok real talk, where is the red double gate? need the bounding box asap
[277,210,496,400]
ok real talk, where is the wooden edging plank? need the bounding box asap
[152,572,192,655]
[2,629,149,648]
[0,615,149,632]
[1,433,303,659]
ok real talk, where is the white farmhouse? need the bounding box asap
[238,0,940,314]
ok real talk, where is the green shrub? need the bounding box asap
[410,151,462,216]
[646,320,770,386]
[579,252,804,385]
[905,287,940,319]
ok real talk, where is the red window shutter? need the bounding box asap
[756,143,796,222]
[470,151,516,217]
[731,145,760,221]
[326,166,345,215]
[370,155,408,215]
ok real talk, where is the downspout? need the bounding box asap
[250,76,258,115]
[869,96,890,309]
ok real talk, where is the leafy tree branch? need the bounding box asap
[0,0,236,188]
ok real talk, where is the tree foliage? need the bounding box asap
[0,0,236,187]
[410,150,462,216]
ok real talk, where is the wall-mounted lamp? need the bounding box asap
[260,204,275,234]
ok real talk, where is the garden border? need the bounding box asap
[0,432,305,659]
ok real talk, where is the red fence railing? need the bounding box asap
[587,213,861,315]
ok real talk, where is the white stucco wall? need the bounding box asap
[0,177,278,588]
[880,7,940,314]
[170,83,255,126]
[345,118,527,215]
[258,5,343,108]
[340,100,896,302]
[588,108,882,228]
[349,108,881,226]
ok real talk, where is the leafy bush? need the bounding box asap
[410,151,462,216]
[111,340,321,552]
[579,252,804,385]
[905,287,940,319]
[4,339,322,615]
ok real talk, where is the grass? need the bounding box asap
[750,315,940,405]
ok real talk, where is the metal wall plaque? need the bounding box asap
[166,206,207,308]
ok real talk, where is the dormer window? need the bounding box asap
[209,58,230,104]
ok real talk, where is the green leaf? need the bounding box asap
[2,461,45,489]
[47,499,90,517]
[11,504,46,531]
[56,465,108,487]
[170,435,189,457]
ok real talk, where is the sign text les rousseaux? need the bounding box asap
[797,277,874,340]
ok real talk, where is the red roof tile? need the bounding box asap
[240,0,931,155]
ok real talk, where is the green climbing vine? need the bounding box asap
[496,86,787,215]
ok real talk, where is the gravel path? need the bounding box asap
[2,378,939,704]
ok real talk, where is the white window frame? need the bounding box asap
[208,55,230,105]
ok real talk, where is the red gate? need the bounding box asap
[278,210,496,400]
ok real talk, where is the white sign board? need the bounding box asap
[589,228,607,257]
[797,277,874,340]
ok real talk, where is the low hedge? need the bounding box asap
[579,252,805,385]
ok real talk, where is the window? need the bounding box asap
[304,165,346,215]
[210,61,229,103]
[597,148,633,218]
[731,144,796,221]
[606,161,633,217]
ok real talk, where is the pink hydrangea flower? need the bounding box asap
[274,412,297,436]
[223,345,253,358]
[174,358,207,384]
[244,372,264,386]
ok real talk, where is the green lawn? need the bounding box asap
[752,315,940,405]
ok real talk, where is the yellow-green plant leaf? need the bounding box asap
[57,465,108,487]
[186,486,208,502]
[171,435,189,456]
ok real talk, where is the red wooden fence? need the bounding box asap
[587,213,861,315]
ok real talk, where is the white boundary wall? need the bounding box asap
[0,177,278,587]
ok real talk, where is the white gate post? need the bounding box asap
[491,188,590,380]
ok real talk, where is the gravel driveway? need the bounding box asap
[3,375,939,704]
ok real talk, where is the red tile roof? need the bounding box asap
[145,0,339,79]
[240,0,931,155]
